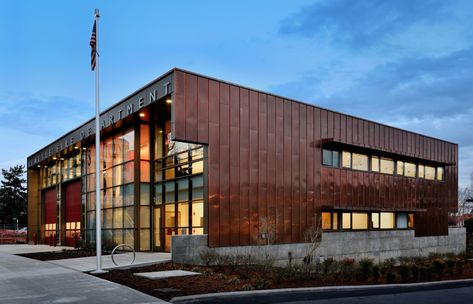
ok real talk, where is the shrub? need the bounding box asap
[380,258,396,275]
[322,257,336,275]
[199,248,219,266]
[432,258,445,278]
[372,265,380,282]
[240,284,254,291]
[357,258,374,282]
[340,258,356,280]
[445,257,455,275]
[226,277,241,285]
[399,264,411,283]
[254,278,270,290]
[455,259,465,274]
[464,218,473,233]
[410,264,420,282]
[385,270,396,284]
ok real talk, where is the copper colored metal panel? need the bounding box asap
[185,74,198,142]
[340,115,347,143]
[299,104,308,238]
[229,85,240,246]
[249,90,259,244]
[258,93,268,227]
[239,88,250,245]
[267,95,277,240]
[321,109,328,139]
[306,106,315,219]
[291,102,300,243]
[173,70,186,140]
[327,111,334,139]
[172,70,457,244]
[219,83,230,246]
[346,116,353,144]
[207,80,220,247]
[283,99,292,243]
[197,77,209,143]
[275,97,285,241]
[334,113,341,142]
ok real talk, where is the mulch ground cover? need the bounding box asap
[17,249,99,261]
[18,249,473,301]
[90,260,473,301]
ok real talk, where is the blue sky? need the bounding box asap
[0,0,472,188]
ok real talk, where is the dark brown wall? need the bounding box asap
[173,69,458,247]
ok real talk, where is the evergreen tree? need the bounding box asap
[0,165,27,226]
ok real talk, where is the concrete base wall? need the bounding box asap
[172,228,466,265]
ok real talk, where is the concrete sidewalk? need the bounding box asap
[0,252,169,304]
[0,244,73,254]
[48,252,171,272]
[0,244,172,272]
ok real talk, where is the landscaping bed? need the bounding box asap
[91,254,473,301]
[17,248,98,260]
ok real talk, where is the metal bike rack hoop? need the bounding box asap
[111,244,136,266]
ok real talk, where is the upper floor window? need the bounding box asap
[437,167,444,181]
[322,148,445,182]
[352,153,369,171]
[404,162,416,177]
[322,149,340,167]
[425,166,436,180]
[380,158,394,175]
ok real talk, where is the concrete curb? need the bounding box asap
[170,278,473,303]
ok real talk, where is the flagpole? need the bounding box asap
[92,8,105,274]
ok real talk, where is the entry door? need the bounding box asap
[153,206,162,251]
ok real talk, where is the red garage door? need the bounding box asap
[65,181,81,247]
[44,188,56,244]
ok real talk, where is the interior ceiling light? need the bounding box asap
[139,113,146,117]
[74,146,79,149]
[166,98,172,104]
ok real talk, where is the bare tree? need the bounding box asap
[303,214,322,264]
[458,173,473,216]
[258,213,279,245]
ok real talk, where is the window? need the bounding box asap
[352,213,368,230]
[396,213,408,229]
[342,213,351,229]
[352,153,369,171]
[380,212,395,229]
[418,164,425,178]
[397,161,404,176]
[322,149,340,167]
[371,212,379,228]
[322,212,332,230]
[405,162,416,177]
[437,167,444,181]
[371,156,380,172]
[425,166,436,180]
[342,151,351,168]
[408,213,415,228]
[332,213,338,230]
[380,158,394,175]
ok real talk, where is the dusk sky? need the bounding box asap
[1,0,472,188]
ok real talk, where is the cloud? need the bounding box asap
[278,0,465,51]
[272,2,473,187]
[0,94,92,138]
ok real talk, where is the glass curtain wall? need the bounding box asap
[85,128,135,248]
[154,122,205,252]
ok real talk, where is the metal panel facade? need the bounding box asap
[167,69,458,246]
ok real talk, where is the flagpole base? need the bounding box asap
[91,269,108,274]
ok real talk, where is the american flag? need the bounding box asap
[90,20,97,71]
